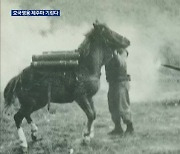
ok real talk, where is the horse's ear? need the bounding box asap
[93,20,100,28]
[93,23,96,28]
[93,23,97,29]
[95,20,99,24]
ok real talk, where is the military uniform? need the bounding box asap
[105,48,133,134]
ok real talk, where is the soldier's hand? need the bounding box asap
[114,50,118,55]
[113,50,118,58]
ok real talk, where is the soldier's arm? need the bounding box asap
[113,49,127,67]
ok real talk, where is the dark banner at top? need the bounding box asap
[11,10,61,16]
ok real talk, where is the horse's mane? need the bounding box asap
[77,28,96,57]
[77,23,114,57]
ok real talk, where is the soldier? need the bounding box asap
[105,48,134,135]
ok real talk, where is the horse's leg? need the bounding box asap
[14,96,38,152]
[76,96,95,142]
[25,115,38,141]
[14,107,28,151]
[25,98,47,141]
[87,97,96,138]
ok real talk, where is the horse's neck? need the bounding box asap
[80,47,103,78]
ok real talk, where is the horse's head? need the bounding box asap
[92,20,130,64]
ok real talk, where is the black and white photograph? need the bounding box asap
[1,0,180,153]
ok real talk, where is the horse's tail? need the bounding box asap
[4,76,20,108]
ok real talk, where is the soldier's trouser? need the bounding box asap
[108,81,132,126]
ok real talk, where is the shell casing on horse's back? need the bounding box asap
[31,60,79,68]
[32,52,80,61]
[42,50,75,55]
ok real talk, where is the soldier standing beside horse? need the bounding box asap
[105,47,134,135]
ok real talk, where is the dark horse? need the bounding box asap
[4,21,130,151]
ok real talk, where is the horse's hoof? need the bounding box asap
[82,136,91,145]
[31,134,37,141]
[31,134,43,142]
[21,147,28,154]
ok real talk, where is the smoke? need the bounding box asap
[1,0,180,102]
[100,5,180,102]
[1,0,90,90]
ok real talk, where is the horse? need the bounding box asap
[3,21,130,152]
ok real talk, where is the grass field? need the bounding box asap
[0,90,180,154]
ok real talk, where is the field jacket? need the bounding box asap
[105,52,130,82]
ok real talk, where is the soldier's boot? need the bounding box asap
[125,122,134,134]
[108,124,124,135]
